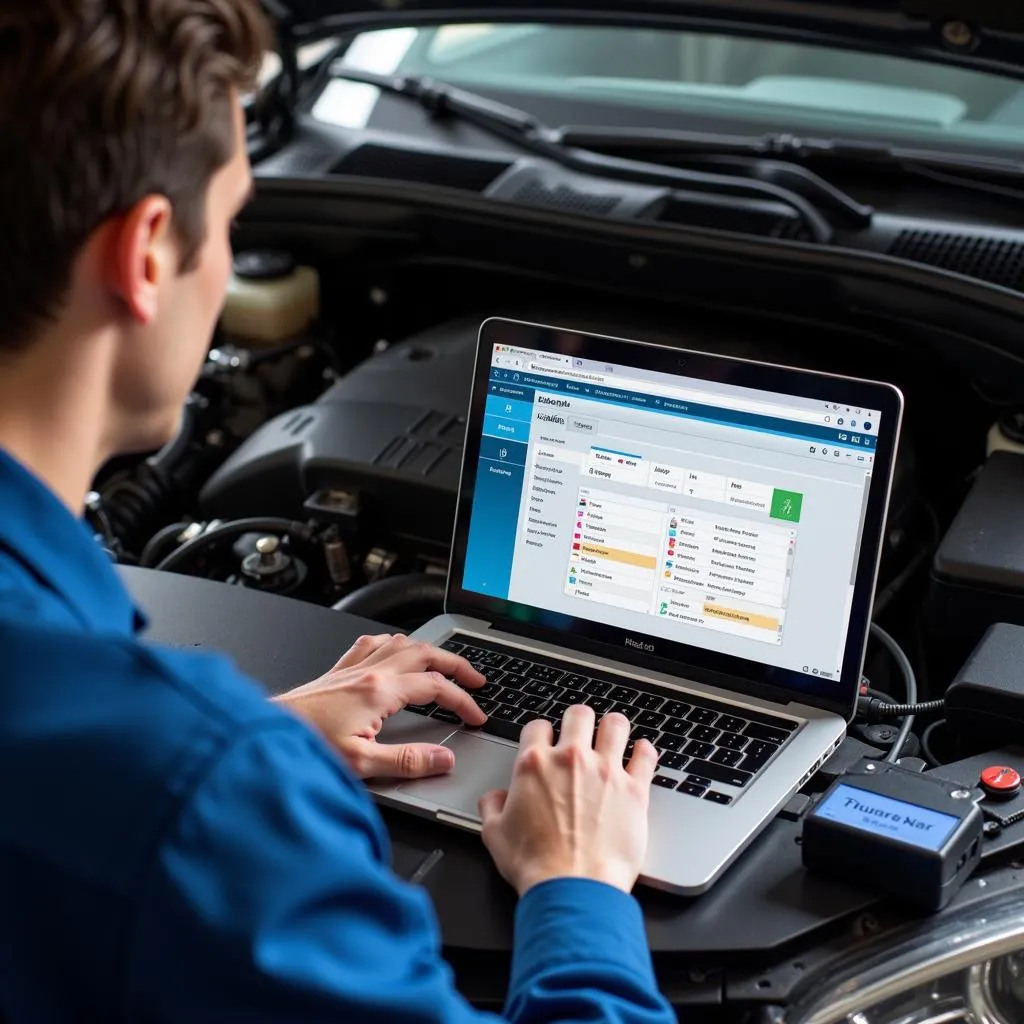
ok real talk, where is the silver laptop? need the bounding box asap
[369,317,903,895]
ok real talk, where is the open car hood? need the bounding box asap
[271,0,1024,75]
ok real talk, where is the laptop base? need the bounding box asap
[370,614,845,896]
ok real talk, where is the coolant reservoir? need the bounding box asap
[221,250,320,345]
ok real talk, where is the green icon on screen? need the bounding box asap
[770,489,803,522]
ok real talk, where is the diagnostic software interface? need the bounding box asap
[461,342,882,681]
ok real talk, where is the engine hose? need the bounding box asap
[332,574,446,625]
[139,521,192,569]
[154,517,314,574]
[100,399,201,550]
[101,468,174,549]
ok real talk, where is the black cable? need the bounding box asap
[139,522,191,569]
[863,687,892,703]
[153,517,314,574]
[858,697,945,718]
[869,622,918,764]
[921,719,947,768]
[332,574,446,625]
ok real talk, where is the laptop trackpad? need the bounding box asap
[396,732,518,820]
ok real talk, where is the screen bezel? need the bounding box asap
[446,318,904,721]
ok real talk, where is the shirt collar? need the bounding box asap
[0,448,146,636]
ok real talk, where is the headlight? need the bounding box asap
[786,894,1024,1024]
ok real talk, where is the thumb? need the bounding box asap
[360,742,455,780]
[478,788,508,824]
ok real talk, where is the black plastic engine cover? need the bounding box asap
[198,320,479,548]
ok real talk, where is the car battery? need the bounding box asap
[928,451,1024,684]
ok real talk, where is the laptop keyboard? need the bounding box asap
[408,635,799,806]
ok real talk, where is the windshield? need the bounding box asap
[315,23,1024,157]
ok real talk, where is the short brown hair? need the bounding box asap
[0,0,272,351]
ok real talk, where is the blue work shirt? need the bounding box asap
[0,448,676,1023]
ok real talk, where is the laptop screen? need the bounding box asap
[448,320,902,716]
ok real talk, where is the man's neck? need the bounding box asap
[0,333,113,515]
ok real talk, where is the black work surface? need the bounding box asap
[378,806,880,954]
[121,564,383,687]
[120,566,885,956]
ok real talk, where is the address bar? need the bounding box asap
[526,360,605,383]
[533,364,826,425]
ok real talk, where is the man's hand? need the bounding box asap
[479,706,656,896]
[275,634,486,780]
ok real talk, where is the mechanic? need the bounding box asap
[0,2,675,1021]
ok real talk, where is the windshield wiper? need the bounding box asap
[326,68,839,242]
[558,126,874,226]
[560,125,1024,207]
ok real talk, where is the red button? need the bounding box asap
[981,765,1022,798]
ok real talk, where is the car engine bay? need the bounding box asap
[89,217,1024,709]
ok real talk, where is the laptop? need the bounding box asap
[369,317,903,895]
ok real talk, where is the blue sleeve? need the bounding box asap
[123,720,676,1023]
[508,880,676,1022]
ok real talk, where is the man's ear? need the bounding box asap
[105,196,175,326]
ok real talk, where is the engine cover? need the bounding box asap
[198,319,480,549]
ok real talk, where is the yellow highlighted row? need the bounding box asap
[703,603,779,631]
[580,542,657,570]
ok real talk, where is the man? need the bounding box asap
[0,1,677,1021]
